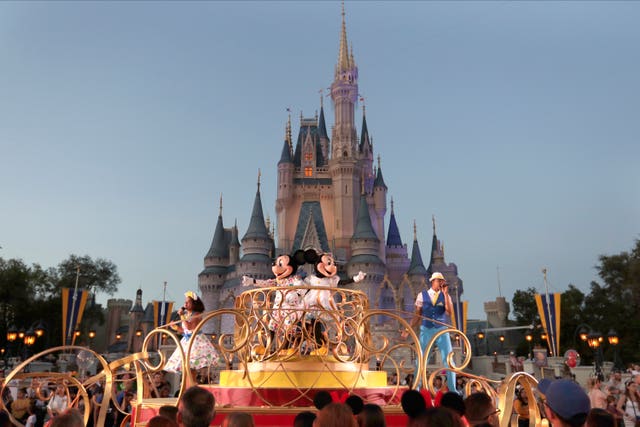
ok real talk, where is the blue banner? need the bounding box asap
[61,288,89,346]
[535,293,561,357]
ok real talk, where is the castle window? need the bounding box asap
[304,152,313,161]
[304,167,313,177]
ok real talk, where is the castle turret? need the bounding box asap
[348,192,384,299]
[238,172,274,280]
[407,221,428,291]
[329,4,361,257]
[373,155,387,258]
[385,198,410,283]
[199,197,231,311]
[128,288,144,353]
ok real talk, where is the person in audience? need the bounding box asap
[440,391,466,423]
[356,403,386,427]
[314,403,357,427]
[589,377,608,410]
[11,388,31,423]
[177,386,215,427]
[407,406,465,427]
[345,395,364,416]
[222,412,255,427]
[293,410,316,427]
[586,408,616,427]
[513,388,530,427]
[159,405,179,423]
[50,408,84,427]
[313,391,333,411]
[401,389,430,421]
[464,392,499,427]
[617,380,640,427]
[147,415,179,427]
[538,378,591,427]
[47,385,69,419]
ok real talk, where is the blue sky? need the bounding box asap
[1,1,638,320]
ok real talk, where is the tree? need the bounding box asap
[590,239,640,364]
[0,254,121,349]
[511,287,539,325]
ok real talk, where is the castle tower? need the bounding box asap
[427,217,464,303]
[347,191,385,300]
[198,196,230,313]
[329,5,361,258]
[236,172,273,280]
[407,221,428,289]
[385,198,410,284]
[372,156,388,258]
[128,288,144,353]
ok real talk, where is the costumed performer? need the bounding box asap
[165,291,218,382]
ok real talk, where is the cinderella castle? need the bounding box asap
[197,5,464,334]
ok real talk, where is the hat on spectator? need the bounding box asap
[538,379,590,422]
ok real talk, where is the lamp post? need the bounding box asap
[607,329,622,370]
[475,331,485,356]
[587,331,603,380]
[525,331,533,359]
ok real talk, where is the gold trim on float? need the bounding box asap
[220,369,387,388]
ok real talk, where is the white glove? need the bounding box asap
[241,276,255,287]
[353,271,366,283]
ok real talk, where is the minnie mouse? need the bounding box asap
[242,250,308,353]
[303,250,366,355]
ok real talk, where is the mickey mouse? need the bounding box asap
[303,250,366,355]
[242,250,308,354]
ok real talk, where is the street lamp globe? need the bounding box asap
[35,322,45,338]
[607,330,619,346]
[587,332,602,350]
[7,325,18,342]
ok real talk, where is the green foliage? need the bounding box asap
[0,254,120,348]
[511,287,539,325]
[510,239,640,364]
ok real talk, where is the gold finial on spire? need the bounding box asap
[413,220,417,241]
[319,88,324,108]
[265,215,271,232]
[432,214,436,234]
[390,196,394,213]
[219,194,223,216]
[377,154,381,170]
[257,169,261,190]
[286,108,292,153]
[337,0,350,72]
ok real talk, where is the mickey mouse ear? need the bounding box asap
[303,248,319,264]
[292,250,307,266]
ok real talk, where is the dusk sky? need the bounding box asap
[1,1,638,319]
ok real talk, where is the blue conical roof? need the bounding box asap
[373,165,387,189]
[242,186,270,241]
[206,214,228,259]
[353,194,379,240]
[359,113,370,151]
[318,105,329,140]
[408,237,428,276]
[278,139,292,164]
[386,209,403,247]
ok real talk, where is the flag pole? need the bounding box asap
[67,266,80,346]
[159,281,167,348]
[542,268,557,356]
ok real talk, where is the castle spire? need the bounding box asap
[337,1,351,73]
[408,220,428,276]
[386,197,403,247]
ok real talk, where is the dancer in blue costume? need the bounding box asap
[403,272,456,391]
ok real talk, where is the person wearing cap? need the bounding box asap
[403,271,455,391]
[165,291,219,382]
[538,378,591,427]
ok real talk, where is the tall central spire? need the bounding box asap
[337,1,351,72]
